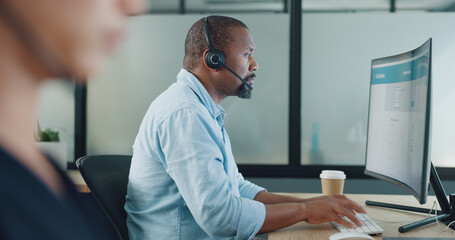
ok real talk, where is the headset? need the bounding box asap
[203,16,253,90]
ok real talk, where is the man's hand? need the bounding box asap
[300,195,367,228]
[255,192,368,235]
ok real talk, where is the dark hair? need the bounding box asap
[183,15,248,70]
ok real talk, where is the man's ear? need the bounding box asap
[202,49,218,72]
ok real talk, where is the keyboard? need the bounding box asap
[332,213,384,235]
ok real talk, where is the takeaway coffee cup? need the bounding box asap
[320,170,346,195]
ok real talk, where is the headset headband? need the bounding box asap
[204,17,214,51]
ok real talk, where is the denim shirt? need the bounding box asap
[125,68,266,240]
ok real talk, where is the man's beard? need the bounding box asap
[237,73,255,99]
[237,84,251,99]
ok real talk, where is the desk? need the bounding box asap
[268,193,454,240]
[67,170,90,193]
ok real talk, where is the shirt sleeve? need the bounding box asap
[158,106,266,240]
[236,172,267,200]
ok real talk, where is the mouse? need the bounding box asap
[329,232,374,240]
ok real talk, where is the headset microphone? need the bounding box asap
[203,17,253,91]
[221,63,253,90]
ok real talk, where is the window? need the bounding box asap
[58,0,455,179]
[301,13,455,169]
[38,80,75,167]
[86,8,290,166]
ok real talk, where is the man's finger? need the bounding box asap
[337,208,362,227]
[332,215,357,229]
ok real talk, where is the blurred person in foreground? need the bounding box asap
[125,15,366,240]
[0,0,145,239]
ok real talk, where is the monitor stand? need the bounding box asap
[366,163,455,233]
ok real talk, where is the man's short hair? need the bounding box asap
[183,15,248,71]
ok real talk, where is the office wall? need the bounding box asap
[87,14,289,164]
[301,13,455,167]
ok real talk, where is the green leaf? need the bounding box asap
[41,128,60,142]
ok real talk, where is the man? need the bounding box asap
[125,15,366,240]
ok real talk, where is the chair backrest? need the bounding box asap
[76,155,132,240]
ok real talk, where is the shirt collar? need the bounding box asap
[177,68,226,121]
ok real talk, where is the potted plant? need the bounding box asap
[36,123,67,169]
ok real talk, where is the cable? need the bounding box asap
[370,202,436,224]
[371,200,454,237]
[426,200,455,237]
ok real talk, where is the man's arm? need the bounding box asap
[254,190,354,204]
[254,191,305,204]
[254,191,367,235]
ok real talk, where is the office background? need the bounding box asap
[37,0,455,195]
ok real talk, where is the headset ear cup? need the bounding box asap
[205,50,225,69]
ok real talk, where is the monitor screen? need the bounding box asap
[365,39,432,204]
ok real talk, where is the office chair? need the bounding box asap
[76,155,132,240]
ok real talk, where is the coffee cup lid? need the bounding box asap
[320,170,346,179]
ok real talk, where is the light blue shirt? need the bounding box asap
[125,68,266,240]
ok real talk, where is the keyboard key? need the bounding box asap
[331,213,384,235]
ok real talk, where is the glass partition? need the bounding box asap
[301,13,455,167]
[37,80,75,166]
[87,14,290,165]
[35,0,455,176]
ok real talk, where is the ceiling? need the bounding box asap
[148,0,455,13]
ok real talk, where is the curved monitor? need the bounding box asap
[365,39,432,204]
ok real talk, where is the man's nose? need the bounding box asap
[250,56,258,72]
